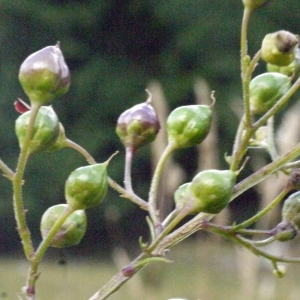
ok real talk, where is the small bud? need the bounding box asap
[40,204,87,248]
[282,191,300,229]
[261,31,299,66]
[242,0,270,10]
[272,221,297,242]
[167,105,212,149]
[116,92,160,150]
[19,43,70,105]
[287,168,300,190]
[65,162,109,210]
[273,265,286,278]
[249,72,291,114]
[15,106,60,155]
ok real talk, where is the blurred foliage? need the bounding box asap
[0,0,300,253]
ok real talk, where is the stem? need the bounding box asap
[230,186,291,231]
[65,139,97,164]
[240,7,252,128]
[124,146,134,193]
[233,234,300,263]
[89,253,146,300]
[26,205,75,294]
[233,142,300,199]
[266,116,279,161]
[13,103,41,261]
[253,76,300,130]
[0,159,15,180]
[148,142,175,233]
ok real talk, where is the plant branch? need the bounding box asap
[13,103,41,261]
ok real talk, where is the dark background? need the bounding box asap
[0,0,299,256]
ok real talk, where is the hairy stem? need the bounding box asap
[13,103,41,261]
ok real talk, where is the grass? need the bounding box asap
[1,239,300,300]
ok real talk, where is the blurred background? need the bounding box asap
[1,0,300,299]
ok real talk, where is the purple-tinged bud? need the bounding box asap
[116,92,160,150]
[261,31,299,66]
[19,43,70,105]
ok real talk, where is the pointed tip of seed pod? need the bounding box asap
[145,89,152,104]
[209,91,216,109]
[103,151,119,167]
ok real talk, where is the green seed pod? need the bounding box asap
[19,43,70,105]
[116,96,160,150]
[267,47,300,78]
[15,106,60,155]
[281,191,300,229]
[167,105,212,149]
[65,163,109,210]
[261,30,298,67]
[242,0,270,10]
[40,204,87,248]
[188,169,236,214]
[47,122,68,151]
[249,72,291,114]
[174,182,192,211]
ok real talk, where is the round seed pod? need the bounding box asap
[40,204,87,248]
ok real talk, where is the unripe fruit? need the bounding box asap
[242,0,270,10]
[174,182,192,211]
[19,43,70,105]
[273,265,286,278]
[261,31,298,66]
[267,47,300,78]
[167,105,212,149]
[15,106,60,155]
[40,204,87,248]
[116,97,160,150]
[272,221,297,242]
[188,169,236,214]
[281,191,300,229]
[249,72,291,114]
[65,163,109,210]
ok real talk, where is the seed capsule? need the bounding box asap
[40,204,87,248]
[15,106,60,155]
[65,163,109,210]
[19,43,70,105]
[116,96,160,150]
[249,72,291,114]
[188,169,236,214]
[167,105,212,149]
[261,31,299,67]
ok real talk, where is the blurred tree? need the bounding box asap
[0,0,299,253]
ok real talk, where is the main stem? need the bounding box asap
[13,103,41,261]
